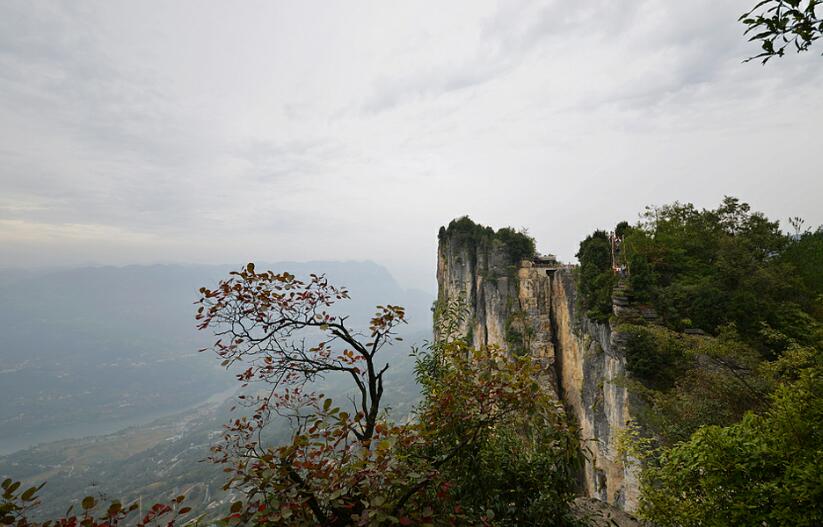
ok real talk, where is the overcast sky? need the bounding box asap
[1,1,821,292]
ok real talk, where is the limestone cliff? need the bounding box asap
[435,220,640,513]
[552,269,640,511]
[436,223,558,390]
[435,224,517,351]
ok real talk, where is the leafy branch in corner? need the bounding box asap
[741,0,823,62]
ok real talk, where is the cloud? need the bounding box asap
[1,0,822,291]
[360,0,650,114]
[0,3,192,164]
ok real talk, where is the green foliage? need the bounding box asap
[435,407,580,526]
[780,228,823,320]
[413,298,581,525]
[638,357,823,526]
[629,325,772,444]
[623,231,655,302]
[440,215,495,247]
[577,197,822,459]
[505,310,534,357]
[433,290,475,348]
[575,230,615,322]
[415,339,580,526]
[741,0,823,63]
[621,324,688,390]
[584,197,822,355]
[495,227,537,263]
[614,220,630,238]
[441,216,536,265]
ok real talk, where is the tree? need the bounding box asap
[576,198,822,442]
[586,197,813,355]
[741,0,823,63]
[1,479,192,527]
[414,308,580,526]
[575,230,615,322]
[420,348,579,525]
[623,324,771,445]
[196,264,427,525]
[637,349,823,526]
[195,264,579,526]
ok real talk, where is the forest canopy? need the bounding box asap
[577,197,823,525]
[577,196,823,356]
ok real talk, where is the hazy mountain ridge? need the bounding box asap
[0,261,433,455]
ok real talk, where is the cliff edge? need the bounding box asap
[435,218,640,513]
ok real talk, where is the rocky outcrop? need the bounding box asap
[435,227,518,350]
[552,269,640,512]
[435,221,641,514]
[572,498,649,527]
[436,229,558,393]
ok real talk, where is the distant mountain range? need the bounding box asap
[0,261,433,455]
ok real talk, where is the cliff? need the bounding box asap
[436,219,640,513]
[435,222,558,390]
[552,268,640,511]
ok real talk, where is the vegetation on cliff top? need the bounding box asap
[577,196,823,354]
[575,230,615,323]
[577,197,823,525]
[439,217,539,357]
[439,216,536,264]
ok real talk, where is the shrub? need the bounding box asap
[621,325,688,390]
[441,216,536,266]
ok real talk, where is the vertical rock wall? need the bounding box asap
[435,226,640,513]
[435,231,515,350]
[436,232,558,393]
[551,269,640,512]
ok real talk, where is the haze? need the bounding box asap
[2,0,821,291]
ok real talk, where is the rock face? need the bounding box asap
[435,223,640,513]
[435,228,517,351]
[435,229,558,391]
[571,498,649,527]
[552,268,641,512]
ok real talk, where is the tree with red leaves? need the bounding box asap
[196,264,438,525]
[1,478,193,527]
[196,264,579,526]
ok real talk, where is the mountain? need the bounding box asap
[0,261,433,455]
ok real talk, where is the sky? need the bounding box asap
[1,1,821,292]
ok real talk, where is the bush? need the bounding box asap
[622,325,687,390]
[639,361,823,526]
[441,216,536,266]
[416,341,581,526]
[575,230,614,322]
[495,227,536,262]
